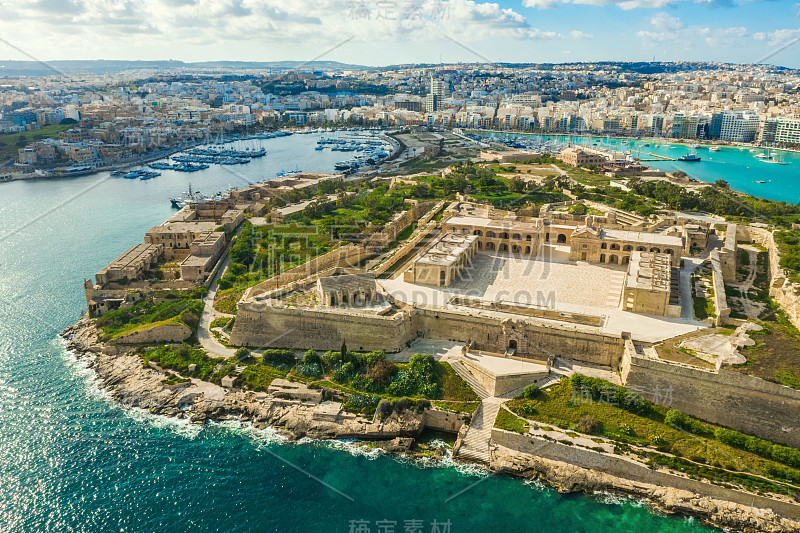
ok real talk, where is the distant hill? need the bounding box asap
[0,60,371,77]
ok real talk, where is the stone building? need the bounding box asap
[317,273,380,307]
[144,221,219,260]
[621,252,681,317]
[557,147,607,167]
[569,226,683,266]
[404,233,478,287]
[95,243,163,285]
[178,231,227,282]
[443,215,543,255]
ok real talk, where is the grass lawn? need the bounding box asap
[433,401,480,415]
[494,408,529,434]
[96,298,203,340]
[235,363,288,391]
[435,363,480,401]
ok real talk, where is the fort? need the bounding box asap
[70,165,800,530]
[226,192,800,448]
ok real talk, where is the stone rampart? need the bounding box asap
[229,298,624,367]
[622,350,800,448]
[412,307,623,368]
[422,409,469,433]
[491,429,800,520]
[709,250,731,326]
[111,323,192,344]
[230,304,415,352]
[738,225,800,330]
[245,244,369,299]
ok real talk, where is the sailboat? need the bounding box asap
[760,152,788,165]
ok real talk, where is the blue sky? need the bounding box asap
[0,0,798,68]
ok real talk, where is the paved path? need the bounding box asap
[198,241,237,358]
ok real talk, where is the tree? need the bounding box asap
[340,340,347,360]
[715,179,730,189]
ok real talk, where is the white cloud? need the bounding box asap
[650,12,684,30]
[762,28,800,47]
[617,0,672,10]
[701,26,748,46]
[0,0,564,60]
[637,11,750,48]
[570,30,594,38]
[522,0,563,8]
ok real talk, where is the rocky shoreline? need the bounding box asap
[490,445,800,533]
[62,318,800,533]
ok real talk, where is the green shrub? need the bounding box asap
[665,409,708,435]
[234,347,251,361]
[569,374,651,415]
[262,349,296,368]
[522,383,540,399]
[365,351,386,367]
[302,349,321,366]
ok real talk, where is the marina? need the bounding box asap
[471,131,800,202]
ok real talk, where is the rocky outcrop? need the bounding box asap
[491,443,800,533]
[60,318,424,442]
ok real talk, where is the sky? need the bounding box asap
[0,0,798,68]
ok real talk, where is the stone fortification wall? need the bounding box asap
[373,221,437,276]
[491,429,800,521]
[230,304,415,352]
[364,200,440,250]
[422,409,468,433]
[229,299,624,367]
[622,350,800,448]
[739,225,800,330]
[709,250,731,326]
[412,307,623,368]
[111,323,192,344]
[245,244,369,299]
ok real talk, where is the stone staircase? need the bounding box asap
[457,399,501,463]
[448,359,491,399]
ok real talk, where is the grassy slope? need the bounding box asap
[0,124,70,161]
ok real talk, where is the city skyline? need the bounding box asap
[0,1,799,68]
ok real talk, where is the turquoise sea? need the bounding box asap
[0,133,716,532]
[477,131,800,204]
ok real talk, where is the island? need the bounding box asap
[63,155,800,533]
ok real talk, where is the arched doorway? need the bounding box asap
[487,242,496,251]
[499,243,508,252]
[609,254,618,264]
[600,254,606,263]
